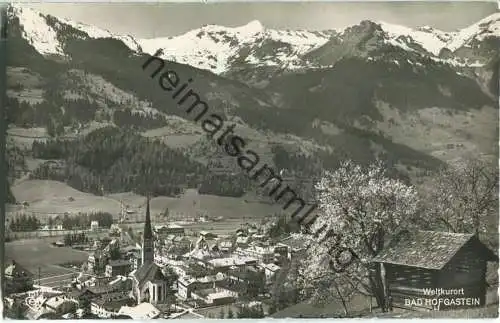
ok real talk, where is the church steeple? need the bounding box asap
[142,196,154,264]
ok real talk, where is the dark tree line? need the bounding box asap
[30,126,256,198]
[236,303,265,318]
[30,126,205,196]
[113,109,168,130]
[9,214,41,231]
[57,212,114,230]
[63,232,89,246]
[5,96,99,133]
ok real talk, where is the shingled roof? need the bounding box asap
[371,230,496,270]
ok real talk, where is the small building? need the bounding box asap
[263,263,281,282]
[191,288,237,306]
[91,292,134,318]
[371,230,498,311]
[177,274,225,300]
[105,260,132,278]
[235,245,275,264]
[128,251,142,271]
[236,236,250,248]
[218,240,234,253]
[199,231,217,240]
[90,220,99,231]
[155,224,185,237]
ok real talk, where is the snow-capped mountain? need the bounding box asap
[7,3,500,75]
[447,12,500,51]
[139,20,335,74]
[7,4,142,57]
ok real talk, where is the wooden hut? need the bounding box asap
[371,230,498,311]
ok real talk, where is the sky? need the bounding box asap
[26,1,499,39]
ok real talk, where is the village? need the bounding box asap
[3,196,312,319]
[4,191,499,319]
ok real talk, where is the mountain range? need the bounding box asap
[5,4,499,198]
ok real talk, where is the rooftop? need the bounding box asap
[108,260,131,267]
[371,230,497,270]
[118,302,160,319]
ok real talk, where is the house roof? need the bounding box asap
[279,234,311,250]
[118,302,160,320]
[132,261,165,286]
[371,230,497,270]
[108,260,131,267]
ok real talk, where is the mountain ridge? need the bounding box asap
[9,4,499,76]
[5,3,499,197]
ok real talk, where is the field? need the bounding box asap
[10,180,124,217]
[374,104,499,163]
[10,180,283,222]
[5,238,89,287]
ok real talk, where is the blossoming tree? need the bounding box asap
[296,161,419,313]
[420,157,498,234]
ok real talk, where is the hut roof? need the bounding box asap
[371,230,497,270]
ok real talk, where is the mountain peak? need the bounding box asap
[242,20,265,31]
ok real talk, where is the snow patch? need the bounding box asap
[9,5,64,56]
[447,12,500,51]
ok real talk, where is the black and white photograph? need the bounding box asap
[2,0,499,319]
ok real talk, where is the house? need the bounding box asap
[177,274,225,300]
[90,220,99,231]
[155,224,185,237]
[235,245,275,264]
[42,295,79,316]
[218,240,234,253]
[105,260,132,278]
[118,302,160,319]
[199,231,217,240]
[128,251,142,271]
[90,292,134,318]
[206,256,256,272]
[4,260,34,295]
[191,288,237,306]
[227,266,266,296]
[183,236,219,264]
[371,230,498,311]
[263,263,281,282]
[163,236,191,257]
[236,236,250,247]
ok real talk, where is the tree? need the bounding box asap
[295,161,419,312]
[420,157,498,234]
[237,304,265,318]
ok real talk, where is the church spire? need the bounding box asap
[144,195,152,240]
[142,195,154,263]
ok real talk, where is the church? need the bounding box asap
[130,197,170,305]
